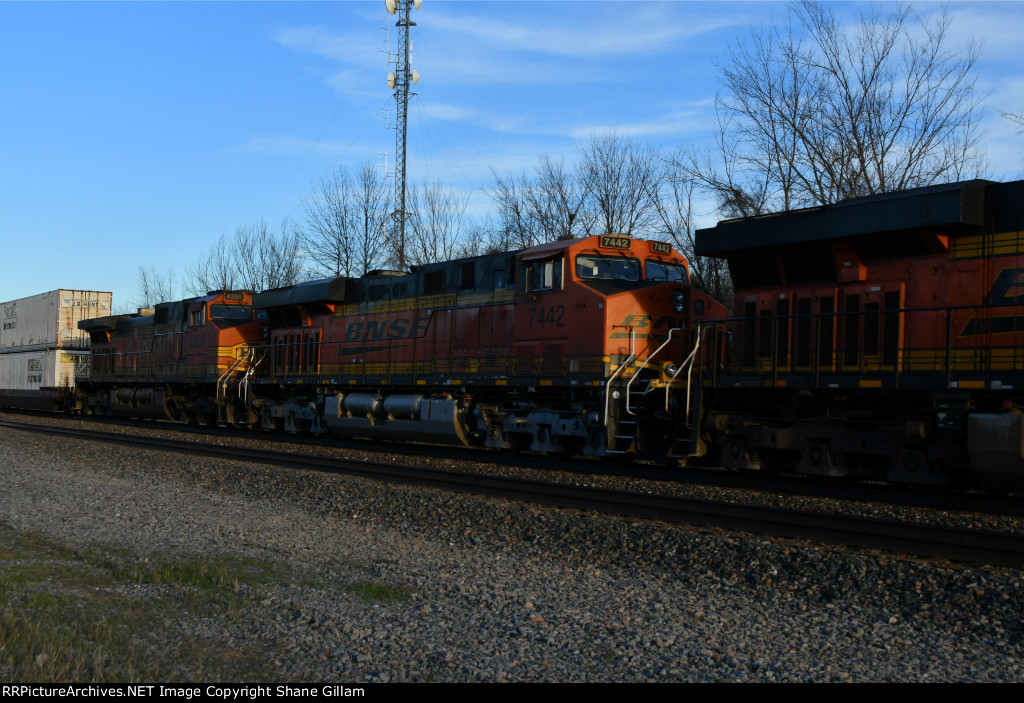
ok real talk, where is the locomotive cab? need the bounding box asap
[510,235,727,457]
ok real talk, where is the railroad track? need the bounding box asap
[6,408,1023,518]
[4,417,1024,568]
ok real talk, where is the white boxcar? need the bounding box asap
[0,289,112,351]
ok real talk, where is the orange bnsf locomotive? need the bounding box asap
[75,235,726,459]
[683,179,1024,491]
[250,234,725,457]
[77,290,267,424]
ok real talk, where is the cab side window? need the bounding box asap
[520,257,563,293]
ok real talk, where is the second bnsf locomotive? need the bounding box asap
[76,235,727,459]
[683,178,1024,491]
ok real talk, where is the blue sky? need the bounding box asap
[2,0,1023,307]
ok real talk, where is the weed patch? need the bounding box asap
[0,522,292,682]
[348,580,414,603]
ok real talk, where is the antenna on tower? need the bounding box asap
[385,0,422,271]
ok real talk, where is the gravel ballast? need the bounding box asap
[1,424,1022,682]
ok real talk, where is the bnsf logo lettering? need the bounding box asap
[986,268,1024,304]
[616,314,684,329]
[345,316,430,342]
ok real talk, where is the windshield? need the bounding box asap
[210,304,253,321]
[575,255,640,281]
[645,260,688,283]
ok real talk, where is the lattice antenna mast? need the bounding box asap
[385,0,422,270]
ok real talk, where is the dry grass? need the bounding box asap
[0,523,291,682]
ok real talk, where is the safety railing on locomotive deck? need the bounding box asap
[238,347,266,407]
[623,326,683,417]
[664,323,719,427]
[216,347,254,408]
[709,301,1024,388]
[74,355,91,382]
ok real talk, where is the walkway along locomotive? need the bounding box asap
[75,235,727,459]
[683,179,1024,491]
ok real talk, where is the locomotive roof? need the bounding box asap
[519,238,575,260]
[254,277,348,310]
[694,179,999,257]
[78,314,136,332]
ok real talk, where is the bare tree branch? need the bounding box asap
[578,132,661,235]
[696,1,986,213]
[1001,109,1024,135]
[406,181,470,266]
[650,154,733,303]
[133,266,177,309]
[185,220,303,295]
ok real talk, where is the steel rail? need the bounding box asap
[4,419,1024,568]
[4,409,1024,517]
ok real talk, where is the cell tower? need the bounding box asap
[386,0,422,270]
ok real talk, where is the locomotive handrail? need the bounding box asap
[74,356,90,384]
[624,327,681,416]
[216,348,249,407]
[705,299,1024,380]
[665,323,710,424]
[239,348,266,406]
[603,327,636,428]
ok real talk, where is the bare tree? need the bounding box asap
[406,181,470,266]
[651,158,733,303]
[490,168,564,250]
[300,168,356,278]
[352,162,390,275]
[234,219,303,292]
[1001,110,1024,136]
[186,220,303,295]
[578,131,662,235]
[185,235,237,296]
[525,156,593,240]
[489,155,594,250]
[301,163,390,277]
[489,170,538,250]
[690,1,986,214]
[133,266,177,309]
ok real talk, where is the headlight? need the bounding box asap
[673,290,686,313]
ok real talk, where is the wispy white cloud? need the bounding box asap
[566,110,709,140]
[414,101,479,122]
[273,25,381,64]
[932,4,1024,62]
[426,4,744,58]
